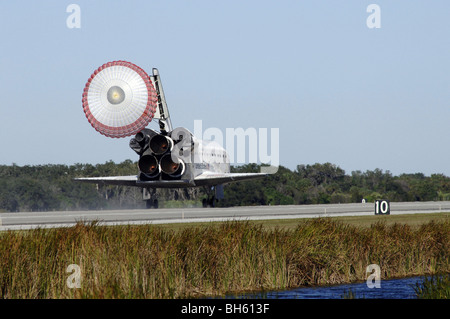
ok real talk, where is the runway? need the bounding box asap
[1,201,449,231]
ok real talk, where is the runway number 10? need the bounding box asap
[375,200,390,215]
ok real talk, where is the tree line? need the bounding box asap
[1,161,450,212]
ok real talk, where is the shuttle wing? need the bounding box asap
[74,176,139,187]
[74,176,195,188]
[74,172,267,188]
[193,172,267,186]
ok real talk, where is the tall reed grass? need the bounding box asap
[0,218,448,298]
[414,274,450,299]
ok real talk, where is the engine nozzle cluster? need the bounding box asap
[130,129,186,180]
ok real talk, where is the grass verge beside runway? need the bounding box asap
[0,213,448,298]
[155,212,450,231]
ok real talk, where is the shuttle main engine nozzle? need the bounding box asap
[149,134,173,155]
[160,153,185,178]
[138,154,160,179]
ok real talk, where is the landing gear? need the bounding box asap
[202,196,217,208]
[146,198,159,209]
[202,185,223,208]
[143,188,159,209]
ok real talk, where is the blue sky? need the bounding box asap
[0,1,449,176]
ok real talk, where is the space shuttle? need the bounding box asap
[75,61,267,208]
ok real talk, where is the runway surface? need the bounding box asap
[1,201,449,231]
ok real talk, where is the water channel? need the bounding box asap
[231,276,426,299]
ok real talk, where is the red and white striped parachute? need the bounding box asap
[82,61,157,138]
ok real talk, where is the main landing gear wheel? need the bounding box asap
[202,196,217,208]
[144,188,159,209]
[146,199,159,209]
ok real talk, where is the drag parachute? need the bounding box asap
[82,60,157,138]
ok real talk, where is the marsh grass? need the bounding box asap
[0,218,448,298]
[414,273,450,299]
